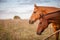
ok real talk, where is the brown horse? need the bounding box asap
[37,10,60,40]
[37,18,49,35]
[37,10,60,34]
[29,4,60,40]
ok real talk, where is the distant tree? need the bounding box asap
[14,16,21,19]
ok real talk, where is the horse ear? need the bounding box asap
[34,4,37,8]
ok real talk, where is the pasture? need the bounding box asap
[0,19,60,40]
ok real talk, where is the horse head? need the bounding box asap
[37,18,49,35]
[29,4,46,24]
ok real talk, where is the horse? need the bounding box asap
[37,10,60,34]
[29,4,60,40]
[37,18,49,35]
[37,10,60,40]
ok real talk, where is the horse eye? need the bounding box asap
[40,22,42,24]
[40,15,41,16]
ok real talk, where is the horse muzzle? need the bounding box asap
[29,20,34,24]
[37,30,44,35]
[37,32,42,35]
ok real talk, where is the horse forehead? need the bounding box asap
[40,18,48,23]
[34,9,42,13]
[34,8,38,11]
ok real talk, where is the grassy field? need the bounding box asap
[0,19,60,40]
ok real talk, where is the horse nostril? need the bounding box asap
[29,20,30,23]
[29,20,34,24]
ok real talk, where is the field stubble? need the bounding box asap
[0,19,60,40]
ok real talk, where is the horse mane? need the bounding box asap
[40,10,60,21]
[44,10,60,16]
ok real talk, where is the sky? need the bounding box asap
[0,0,60,19]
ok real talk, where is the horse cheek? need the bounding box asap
[37,24,42,33]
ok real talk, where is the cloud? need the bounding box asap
[0,0,60,4]
[0,0,7,2]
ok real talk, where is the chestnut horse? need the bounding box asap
[37,10,60,40]
[29,4,60,40]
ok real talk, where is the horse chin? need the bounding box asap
[37,30,44,35]
[37,32,42,35]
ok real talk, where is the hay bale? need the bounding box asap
[14,16,20,19]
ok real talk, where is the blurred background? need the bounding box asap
[0,0,60,19]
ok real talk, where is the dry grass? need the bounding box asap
[0,19,60,40]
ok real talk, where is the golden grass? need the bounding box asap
[0,19,60,40]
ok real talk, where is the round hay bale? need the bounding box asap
[14,16,20,19]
